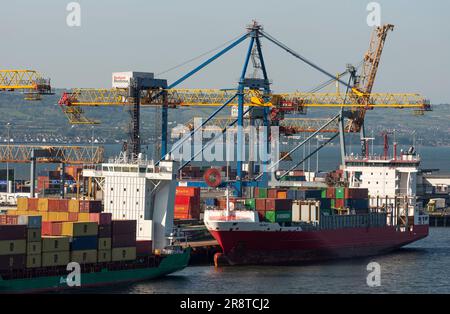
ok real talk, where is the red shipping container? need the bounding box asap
[265,199,293,211]
[42,221,63,236]
[79,200,102,213]
[28,198,39,211]
[89,213,112,225]
[0,215,7,225]
[335,199,345,208]
[136,240,153,256]
[46,199,60,212]
[111,220,136,235]
[267,189,278,199]
[344,188,369,199]
[0,225,27,240]
[255,199,267,211]
[326,187,336,199]
[6,215,19,225]
[68,212,79,222]
[58,199,69,212]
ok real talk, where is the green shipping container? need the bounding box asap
[265,210,292,223]
[331,199,335,208]
[244,199,256,209]
[321,189,327,198]
[258,188,268,199]
[335,187,345,199]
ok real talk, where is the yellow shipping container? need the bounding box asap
[17,198,28,211]
[70,250,97,264]
[98,238,111,250]
[38,198,49,212]
[77,213,90,221]
[27,242,42,255]
[42,251,70,267]
[97,249,111,263]
[26,254,42,268]
[112,247,136,262]
[0,240,27,255]
[42,236,70,252]
[68,199,80,213]
[47,212,69,222]
[7,209,17,215]
[61,222,98,236]
[27,228,42,242]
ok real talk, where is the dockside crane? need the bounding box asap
[0,70,53,100]
[56,21,431,196]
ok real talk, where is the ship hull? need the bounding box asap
[0,249,190,293]
[209,225,428,265]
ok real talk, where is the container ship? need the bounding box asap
[204,151,430,265]
[0,159,190,293]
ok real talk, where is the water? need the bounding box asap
[2,144,450,180]
[82,228,450,294]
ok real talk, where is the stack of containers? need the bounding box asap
[41,235,70,267]
[0,225,27,271]
[61,222,98,264]
[264,199,293,223]
[97,217,112,263]
[79,200,102,222]
[174,187,201,220]
[111,220,137,262]
[344,188,369,214]
[19,215,43,268]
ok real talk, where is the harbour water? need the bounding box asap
[73,228,450,294]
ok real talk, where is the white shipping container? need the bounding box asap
[112,71,154,88]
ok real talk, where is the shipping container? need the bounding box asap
[175,186,200,198]
[344,188,369,199]
[244,198,256,209]
[42,251,70,267]
[17,198,28,211]
[89,213,112,225]
[265,199,292,211]
[98,224,112,237]
[42,221,63,236]
[68,199,80,213]
[265,210,292,223]
[335,187,345,199]
[97,249,111,263]
[0,254,26,270]
[17,215,42,228]
[326,187,335,199]
[27,241,42,255]
[71,250,97,264]
[27,228,42,242]
[305,189,322,200]
[78,213,90,221]
[42,236,70,252]
[61,222,98,237]
[98,237,112,250]
[112,247,137,262]
[71,236,98,251]
[277,191,288,199]
[111,220,136,235]
[136,240,152,256]
[111,233,136,248]
[256,187,268,198]
[27,198,38,211]
[68,212,79,222]
[26,254,41,268]
[255,198,267,211]
[0,225,27,240]
[58,199,69,212]
[79,200,102,213]
[0,239,27,255]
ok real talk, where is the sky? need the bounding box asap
[1,0,449,103]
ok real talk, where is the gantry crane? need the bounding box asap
[0,70,52,100]
[56,21,431,195]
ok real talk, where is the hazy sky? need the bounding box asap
[1,0,449,103]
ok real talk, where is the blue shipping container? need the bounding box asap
[71,236,98,251]
[305,189,322,199]
[18,215,42,228]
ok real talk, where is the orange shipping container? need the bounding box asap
[17,198,28,211]
[68,212,79,222]
[277,191,287,199]
[68,199,79,213]
[78,213,90,221]
[175,186,200,198]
